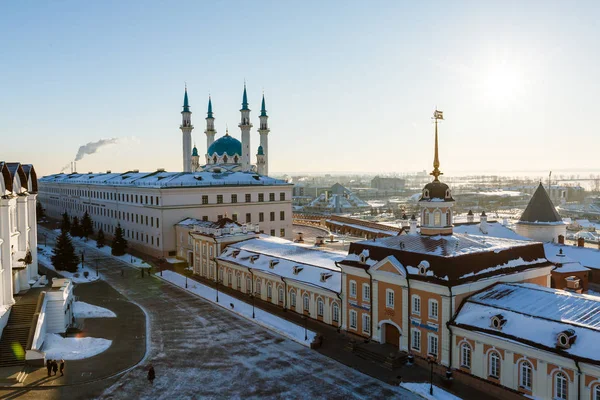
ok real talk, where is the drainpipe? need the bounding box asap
[575,359,581,400]
[407,274,413,362]
[446,285,454,379]
[366,268,374,340]
[281,276,288,311]
[336,291,343,332]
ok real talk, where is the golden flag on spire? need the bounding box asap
[434,110,444,120]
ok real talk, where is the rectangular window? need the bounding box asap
[362,314,371,334]
[332,304,339,322]
[428,334,438,357]
[280,192,285,201]
[217,195,223,204]
[246,213,251,223]
[259,212,264,222]
[202,216,208,221]
[245,193,251,203]
[258,193,264,202]
[280,228,285,237]
[362,284,370,302]
[270,211,275,221]
[269,193,275,201]
[217,215,223,221]
[157,219,160,228]
[231,194,237,203]
[232,214,238,222]
[386,289,394,308]
[349,310,357,330]
[202,195,208,205]
[270,229,275,236]
[280,211,285,221]
[350,281,357,298]
[413,296,421,315]
[429,300,438,320]
[412,329,421,352]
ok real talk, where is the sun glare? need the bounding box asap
[482,60,524,103]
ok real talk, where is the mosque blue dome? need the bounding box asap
[207,134,242,156]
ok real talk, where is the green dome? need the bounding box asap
[207,135,242,156]
[257,145,264,155]
[192,146,199,157]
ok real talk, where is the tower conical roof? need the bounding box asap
[260,94,267,117]
[207,96,213,118]
[519,183,562,223]
[241,84,249,110]
[183,87,190,113]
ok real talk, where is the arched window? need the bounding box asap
[227,271,232,285]
[267,282,272,299]
[223,155,228,163]
[519,361,532,390]
[234,155,239,163]
[246,277,251,293]
[445,211,450,226]
[290,291,296,308]
[278,288,284,303]
[213,156,217,163]
[434,210,441,226]
[423,211,430,225]
[488,351,500,378]
[317,298,324,316]
[593,384,600,400]
[303,294,310,311]
[332,303,339,322]
[555,372,567,400]
[460,343,471,368]
[255,280,261,295]
[236,273,241,289]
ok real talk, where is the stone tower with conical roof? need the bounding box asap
[515,182,566,242]
[418,110,455,236]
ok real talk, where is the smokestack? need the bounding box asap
[409,214,418,235]
[558,235,565,245]
[467,210,474,223]
[577,237,585,248]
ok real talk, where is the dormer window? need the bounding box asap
[490,314,507,330]
[293,266,303,275]
[269,260,279,269]
[232,250,240,258]
[418,261,430,276]
[424,189,430,198]
[358,249,369,264]
[320,273,332,282]
[250,255,259,264]
[557,329,577,349]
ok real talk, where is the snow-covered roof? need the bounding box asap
[326,219,399,236]
[544,243,600,270]
[307,192,370,210]
[453,221,530,241]
[453,283,600,364]
[39,171,290,188]
[218,236,345,293]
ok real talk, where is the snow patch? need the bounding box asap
[38,245,100,283]
[74,301,117,318]
[400,382,462,399]
[42,333,112,360]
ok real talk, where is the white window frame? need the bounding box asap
[290,291,296,307]
[593,385,600,400]
[278,288,284,303]
[460,343,471,369]
[303,294,310,311]
[429,299,438,320]
[411,328,421,352]
[349,280,357,298]
[412,294,421,316]
[489,351,500,378]
[255,280,261,295]
[349,310,357,330]
[428,333,438,357]
[267,283,272,299]
[362,283,370,302]
[317,299,324,317]
[362,314,371,334]
[386,289,395,309]
[555,372,567,400]
[332,303,339,322]
[520,361,532,390]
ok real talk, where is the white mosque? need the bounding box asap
[180,85,270,176]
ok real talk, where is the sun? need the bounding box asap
[482,60,524,103]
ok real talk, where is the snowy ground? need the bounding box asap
[157,270,317,346]
[73,301,117,318]
[42,333,112,360]
[400,383,462,400]
[38,245,101,283]
[71,237,147,268]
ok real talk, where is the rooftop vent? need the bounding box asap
[490,314,507,330]
[315,236,325,246]
[293,266,303,275]
[269,260,279,269]
[157,168,165,172]
[132,169,140,173]
[320,273,333,282]
[106,170,111,173]
[557,329,577,349]
[231,250,240,258]
[250,255,259,264]
[565,276,580,290]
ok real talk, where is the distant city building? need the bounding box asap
[304,183,370,214]
[370,176,405,191]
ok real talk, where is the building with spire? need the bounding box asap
[184,84,269,175]
[180,86,193,173]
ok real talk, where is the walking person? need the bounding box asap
[52,360,58,376]
[60,359,65,376]
[147,365,155,385]
[46,359,52,377]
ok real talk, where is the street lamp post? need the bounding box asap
[96,259,99,277]
[216,276,219,302]
[303,316,308,341]
[427,354,436,395]
[252,293,255,319]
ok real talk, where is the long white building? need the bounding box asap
[38,170,293,257]
[0,162,39,311]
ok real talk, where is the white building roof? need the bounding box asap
[39,171,290,188]
[454,283,600,363]
[453,221,530,241]
[218,236,345,293]
[544,243,600,270]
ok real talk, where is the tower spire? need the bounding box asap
[183,86,190,113]
[207,95,213,118]
[260,93,267,117]
[241,82,249,111]
[430,109,444,181]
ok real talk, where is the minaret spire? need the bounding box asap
[258,91,270,175]
[180,85,193,172]
[242,82,249,111]
[260,93,267,117]
[430,109,444,181]
[205,95,216,156]
[239,83,252,171]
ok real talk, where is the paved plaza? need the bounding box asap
[0,227,416,400]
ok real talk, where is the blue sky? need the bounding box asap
[1,1,599,177]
